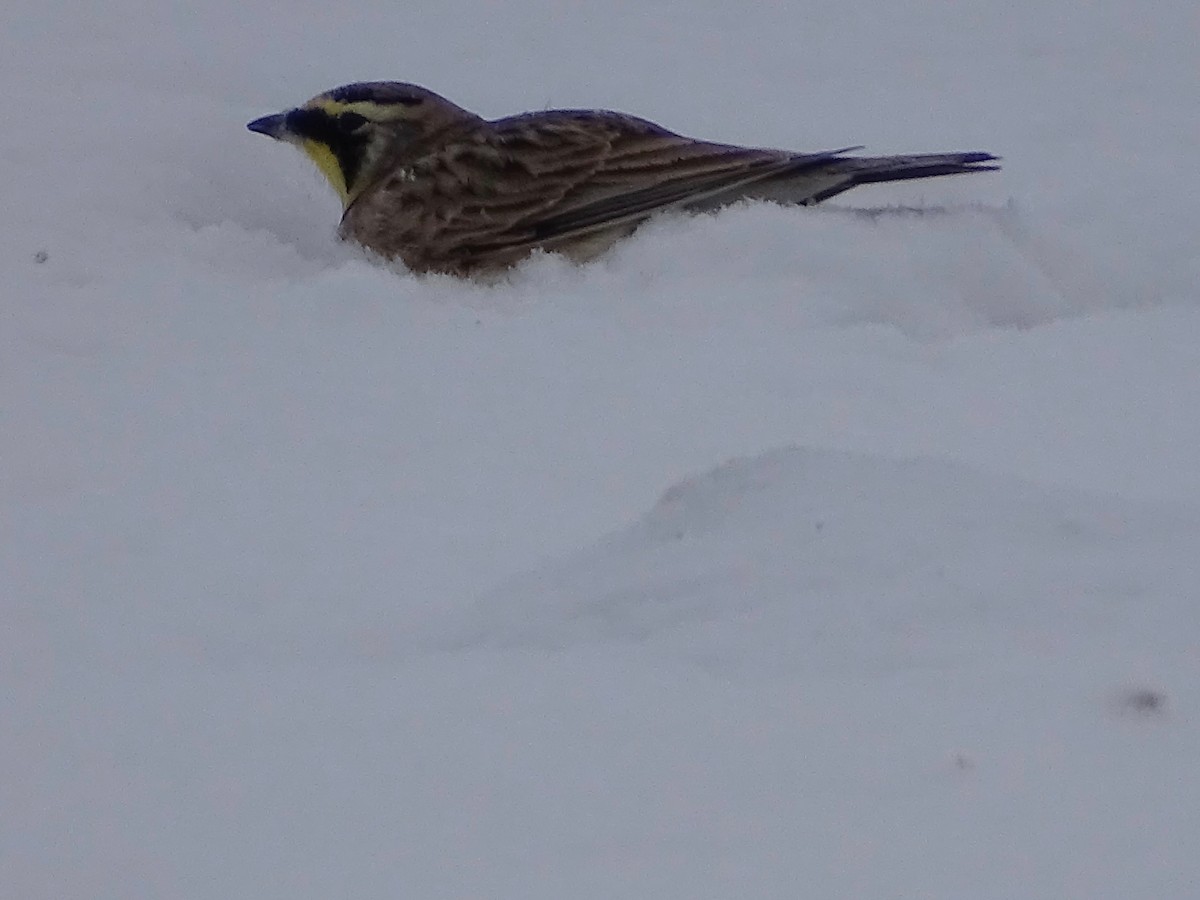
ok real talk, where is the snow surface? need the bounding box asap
[4,0,1199,897]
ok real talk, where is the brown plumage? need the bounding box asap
[248,82,999,277]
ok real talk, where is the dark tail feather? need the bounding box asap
[806,151,1000,204]
[844,151,999,184]
[681,150,999,212]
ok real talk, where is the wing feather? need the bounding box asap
[346,111,836,270]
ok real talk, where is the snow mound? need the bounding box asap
[450,447,1199,672]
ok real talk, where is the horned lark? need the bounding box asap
[248,82,998,277]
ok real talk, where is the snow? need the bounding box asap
[4,0,1199,896]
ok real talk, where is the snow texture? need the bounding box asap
[4,0,1199,897]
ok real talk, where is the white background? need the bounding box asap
[4,1,1198,896]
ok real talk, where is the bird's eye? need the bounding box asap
[338,112,368,132]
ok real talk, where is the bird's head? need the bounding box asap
[247,82,482,206]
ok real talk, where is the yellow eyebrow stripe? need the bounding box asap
[307,97,408,120]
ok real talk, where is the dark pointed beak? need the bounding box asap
[247,112,290,139]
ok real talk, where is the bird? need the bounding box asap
[247,82,998,277]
